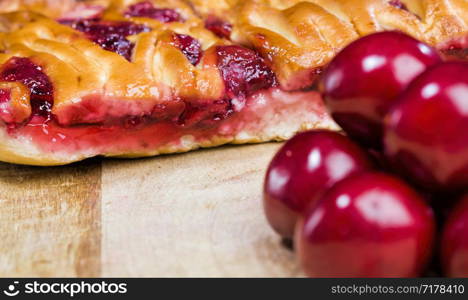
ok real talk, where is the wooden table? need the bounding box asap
[0,143,303,277]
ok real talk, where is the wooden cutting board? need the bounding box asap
[0,143,304,277]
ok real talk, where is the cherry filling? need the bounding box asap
[125,1,182,23]
[0,57,53,118]
[205,16,232,39]
[0,47,279,130]
[389,0,408,11]
[0,89,10,103]
[0,37,284,156]
[172,34,202,65]
[59,4,104,21]
[63,19,149,61]
[216,45,277,100]
[442,47,468,61]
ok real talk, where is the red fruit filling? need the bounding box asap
[205,16,232,39]
[0,57,53,118]
[125,1,183,23]
[172,34,202,65]
[62,19,149,61]
[0,89,10,104]
[439,34,468,61]
[389,0,408,11]
[216,45,277,100]
[0,46,281,131]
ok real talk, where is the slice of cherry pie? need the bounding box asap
[0,0,466,165]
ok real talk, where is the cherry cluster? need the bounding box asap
[263,31,468,277]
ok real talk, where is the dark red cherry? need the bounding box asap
[205,16,232,39]
[263,130,373,238]
[322,31,441,148]
[216,45,277,99]
[172,34,202,65]
[176,99,232,127]
[63,19,149,61]
[125,1,182,23]
[296,172,435,277]
[0,57,54,118]
[441,194,468,277]
[384,62,468,192]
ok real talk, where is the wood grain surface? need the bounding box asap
[0,143,303,277]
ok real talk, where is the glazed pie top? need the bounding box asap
[0,0,466,144]
[191,0,467,81]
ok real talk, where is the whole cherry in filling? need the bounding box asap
[216,45,277,99]
[64,19,149,61]
[172,34,202,66]
[0,57,53,118]
[125,1,182,23]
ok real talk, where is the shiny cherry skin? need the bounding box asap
[384,62,468,192]
[322,31,441,148]
[205,16,232,39]
[296,172,435,277]
[263,130,373,238]
[172,34,202,65]
[441,194,468,277]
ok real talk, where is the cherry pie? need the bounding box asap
[0,0,466,165]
